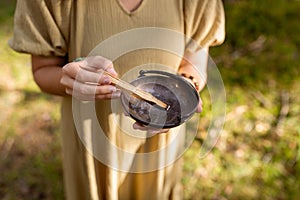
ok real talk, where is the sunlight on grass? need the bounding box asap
[0,1,64,199]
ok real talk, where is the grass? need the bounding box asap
[0,1,64,199]
[0,0,300,199]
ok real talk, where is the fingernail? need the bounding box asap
[112,91,121,98]
[109,86,117,93]
[65,89,71,95]
[197,105,203,113]
[103,77,110,84]
[133,123,139,129]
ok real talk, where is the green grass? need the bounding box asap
[0,1,64,199]
[1,0,300,199]
[182,0,300,199]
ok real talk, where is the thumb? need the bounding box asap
[106,66,118,77]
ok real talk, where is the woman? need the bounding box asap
[9,0,225,199]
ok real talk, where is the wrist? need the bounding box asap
[179,73,200,92]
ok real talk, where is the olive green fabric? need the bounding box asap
[9,0,225,199]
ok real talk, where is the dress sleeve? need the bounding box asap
[184,0,225,52]
[8,0,71,57]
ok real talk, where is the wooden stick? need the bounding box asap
[101,69,168,109]
[80,66,168,109]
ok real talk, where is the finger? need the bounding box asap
[62,61,81,79]
[76,68,111,85]
[60,74,76,89]
[196,97,203,113]
[61,74,117,95]
[196,102,202,113]
[64,57,118,84]
[123,109,130,116]
[73,82,118,95]
[63,63,112,85]
[95,90,121,100]
[66,89,121,100]
[104,63,118,78]
[65,88,97,101]
[82,56,118,77]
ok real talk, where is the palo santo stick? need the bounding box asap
[79,65,168,109]
[100,69,168,109]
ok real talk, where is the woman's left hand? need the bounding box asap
[196,96,203,113]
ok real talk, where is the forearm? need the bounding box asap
[178,62,205,91]
[178,48,209,92]
[31,55,67,96]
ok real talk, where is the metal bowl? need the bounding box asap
[120,70,199,128]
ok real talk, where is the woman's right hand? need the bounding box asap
[60,56,121,100]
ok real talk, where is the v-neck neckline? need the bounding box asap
[116,0,145,16]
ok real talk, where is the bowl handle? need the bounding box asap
[139,70,196,91]
[139,70,181,80]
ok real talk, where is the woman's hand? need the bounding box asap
[196,96,203,113]
[60,56,121,100]
[180,75,203,113]
[178,48,209,114]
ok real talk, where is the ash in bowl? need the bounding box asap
[128,83,181,128]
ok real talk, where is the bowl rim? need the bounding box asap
[120,70,199,128]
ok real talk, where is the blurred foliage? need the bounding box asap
[213,0,300,89]
[0,1,64,199]
[182,0,300,199]
[0,0,299,200]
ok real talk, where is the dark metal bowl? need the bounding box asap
[120,70,199,128]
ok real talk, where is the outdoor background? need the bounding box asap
[0,0,299,199]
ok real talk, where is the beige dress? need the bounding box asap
[9,0,225,199]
